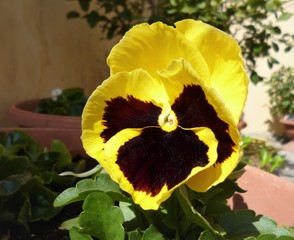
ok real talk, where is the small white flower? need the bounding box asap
[51,88,63,101]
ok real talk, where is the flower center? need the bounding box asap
[158,110,178,132]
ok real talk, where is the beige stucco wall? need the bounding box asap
[0,0,118,126]
[242,2,294,136]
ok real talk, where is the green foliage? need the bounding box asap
[241,136,286,173]
[266,66,294,117]
[54,162,294,239]
[220,212,294,239]
[67,0,294,83]
[78,192,125,239]
[35,87,88,116]
[0,130,86,239]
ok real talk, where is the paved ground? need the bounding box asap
[278,140,294,183]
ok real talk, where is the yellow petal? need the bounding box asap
[159,59,235,128]
[103,128,142,182]
[107,22,210,81]
[104,127,218,210]
[175,19,249,124]
[186,125,241,192]
[81,69,168,162]
[158,59,242,190]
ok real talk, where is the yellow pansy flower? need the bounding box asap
[82,20,248,210]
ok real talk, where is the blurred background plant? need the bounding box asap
[0,131,87,239]
[241,135,286,173]
[67,0,294,84]
[266,65,294,118]
[35,87,88,116]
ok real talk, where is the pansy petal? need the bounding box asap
[103,128,141,181]
[186,128,241,192]
[158,59,241,190]
[107,22,210,81]
[175,19,249,124]
[104,127,217,210]
[82,69,168,161]
[158,59,236,128]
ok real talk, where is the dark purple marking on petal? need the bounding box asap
[101,95,161,141]
[117,128,209,196]
[171,85,235,163]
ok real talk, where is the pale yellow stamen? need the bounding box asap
[158,110,178,132]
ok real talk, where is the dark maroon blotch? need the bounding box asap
[117,128,209,196]
[172,85,235,163]
[101,95,161,141]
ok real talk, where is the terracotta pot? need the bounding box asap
[7,99,81,129]
[279,117,294,140]
[6,99,85,156]
[228,165,294,227]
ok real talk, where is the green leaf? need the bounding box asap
[79,192,125,240]
[60,216,80,230]
[285,228,294,236]
[265,0,275,11]
[0,173,31,196]
[219,210,260,239]
[257,234,278,240]
[181,3,198,14]
[220,210,294,238]
[2,131,41,158]
[54,171,129,208]
[95,173,129,202]
[95,172,120,192]
[70,227,93,240]
[278,13,293,21]
[205,201,230,216]
[199,230,218,240]
[78,0,91,12]
[217,178,245,197]
[119,202,136,222]
[35,151,59,168]
[0,156,30,179]
[267,57,279,69]
[142,225,165,240]
[175,186,220,235]
[279,236,294,240]
[284,46,292,53]
[128,229,144,240]
[85,11,100,28]
[54,178,100,207]
[253,216,294,237]
[23,176,58,221]
[0,144,5,154]
[271,42,279,52]
[251,72,264,84]
[50,139,72,171]
[17,197,31,231]
[67,11,80,19]
[271,27,282,35]
[214,12,228,21]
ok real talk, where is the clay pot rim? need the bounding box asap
[279,117,294,126]
[10,98,81,120]
[7,99,81,128]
